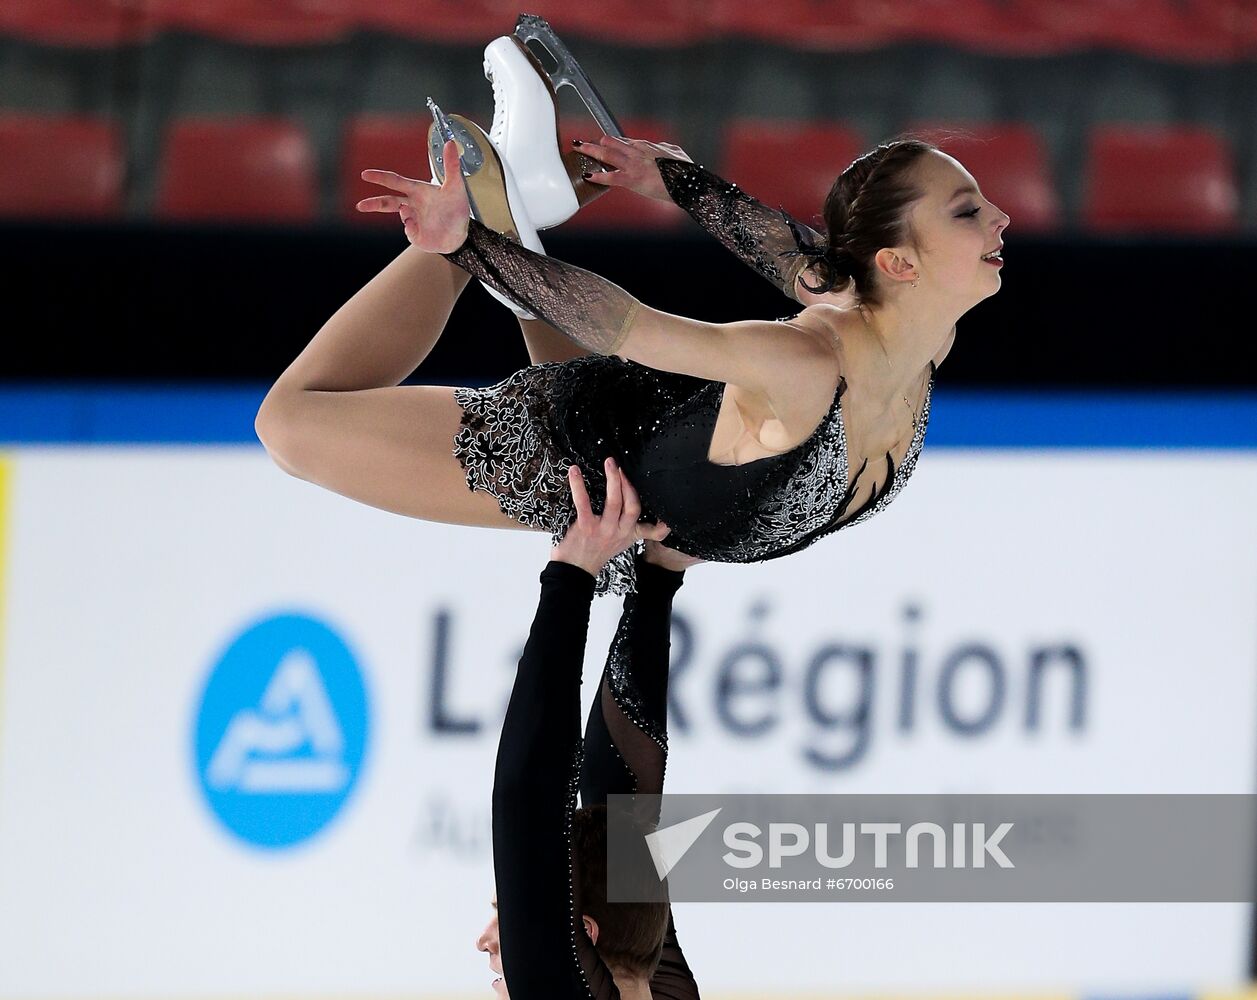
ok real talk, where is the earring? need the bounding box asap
[911,275,919,288]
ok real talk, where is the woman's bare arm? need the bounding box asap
[444,218,834,400]
[355,143,836,403]
[621,305,835,395]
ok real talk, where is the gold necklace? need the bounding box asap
[902,393,918,431]
[854,303,922,434]
[868,315,919,431]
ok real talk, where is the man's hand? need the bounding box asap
[571,136,693,203]
[551,457,670,578]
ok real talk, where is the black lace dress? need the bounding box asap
[447,160,934,595]
[493,555,698,1000]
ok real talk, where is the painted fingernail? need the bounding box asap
[582,172,592,180]
[572,139,582,146]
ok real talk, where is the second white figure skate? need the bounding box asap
[427,99,545,321]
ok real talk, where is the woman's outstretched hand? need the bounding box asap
[356,139,470,252]
[572,135,693,203]
[551,457,670,579]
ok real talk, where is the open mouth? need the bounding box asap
[981,248,1003,266]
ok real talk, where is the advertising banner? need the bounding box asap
[0,445,1255,997]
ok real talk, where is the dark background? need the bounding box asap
[6,221,1251,388]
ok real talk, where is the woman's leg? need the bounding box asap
[256,246,538,531]
[260,383,533,529]
[264,244,468,394]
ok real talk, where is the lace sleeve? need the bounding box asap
[656,158,824,302]
[444,219,640,355]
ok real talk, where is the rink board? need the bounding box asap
[0,389,1255,998]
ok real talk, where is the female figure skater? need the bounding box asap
[255,110,1009,595]
[481,455,700,999]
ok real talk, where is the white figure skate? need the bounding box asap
[482,14,624,229]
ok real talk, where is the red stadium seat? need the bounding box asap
[1082,125,1239,234]
[0,0,154,46]
[0,115,125,220]
[558,118,689,231]
[358,2,705,49]
[707,0,893,50]
[903,122,1061,232]
[1019,0,1238,62]
[147,0,351,44]
[341,116,434,225]
[719,120,865,228]
[544,1,709,47]
[155,118,318,224]
[1189,0,1257,59]
[858,0,1063,56]
[1234,0,1257,58]
[711,0,1057,54]
[354,0,519,42]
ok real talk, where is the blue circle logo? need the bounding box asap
[194,613,369,850]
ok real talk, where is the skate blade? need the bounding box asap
[493,35,608,213]
[427,105,487,173]
[426,113,522,243]
[426,99,489,222]
[507,18,617,210]
[513,13,624,138]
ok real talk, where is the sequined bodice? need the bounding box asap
[543,354,933,566]
[445,155,939,595]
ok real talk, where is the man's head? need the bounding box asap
[474,897,507,999]
[476,805,670,995]
[571,804,670,978]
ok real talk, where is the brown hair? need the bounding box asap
[800,136,942,308]
[571,805,669,979]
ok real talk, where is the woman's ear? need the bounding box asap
[874,246,908,281]
[581,914,599,945]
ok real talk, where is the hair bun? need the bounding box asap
[824,243,856,280]
[796,241,852,296]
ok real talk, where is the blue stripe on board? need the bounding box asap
[929,391,1257,448]
[1,384,1256,448]
[0,385,269,444]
